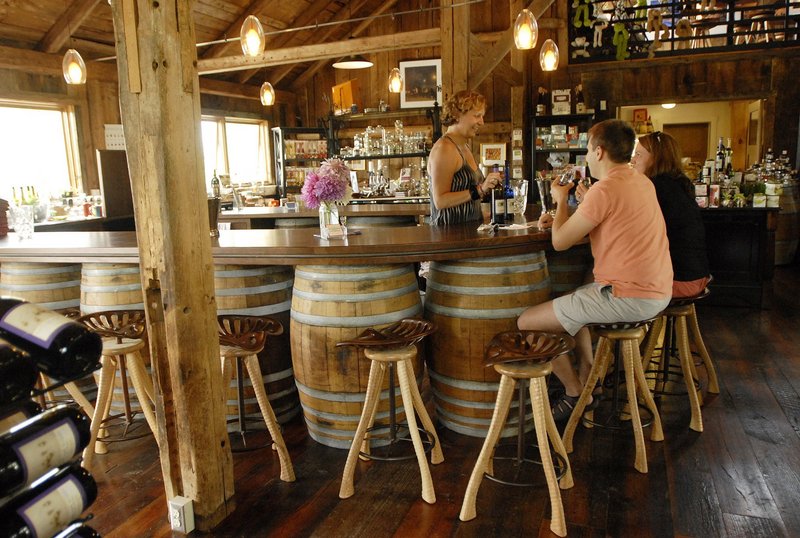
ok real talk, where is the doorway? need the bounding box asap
[663,123,710,163]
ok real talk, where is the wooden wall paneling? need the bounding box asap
[110,0,235,530]
[769,57,799,160]
[730,100,750,171]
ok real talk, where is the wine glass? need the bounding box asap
[511,179,529,217]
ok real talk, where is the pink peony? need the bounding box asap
[300,158,352,209]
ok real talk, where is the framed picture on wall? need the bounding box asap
[399,59,442,109]
[633,108,648,123]
[348,159,366,171]
[480,143,506,165]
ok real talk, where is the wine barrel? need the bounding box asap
[290,264,423,448]
[775,182,799,265]
[0,262,81,311]
[80,263,144,313]
[424,251,551,438]
[215,265,300,428]
[547,243,593,298]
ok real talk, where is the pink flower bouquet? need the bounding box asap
[300,158,353,209]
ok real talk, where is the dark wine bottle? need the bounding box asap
[0,298,102,382]
[0,461,97,538]
[0,339,39,406]
[53,522,101,538]
[0,404,92,497]
[0,401,42,436]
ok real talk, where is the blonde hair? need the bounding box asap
[442,90,486,126]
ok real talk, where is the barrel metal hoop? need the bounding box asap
[290,303,422,327]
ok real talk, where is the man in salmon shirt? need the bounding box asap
[518,119,672,421]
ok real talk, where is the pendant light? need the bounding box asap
[388,68,403,93]
[513,9,538,50]
[240,15,265,57]
[62,49,87,84]
[260,82,276,106]
[539,39,560,72]
[332,55,373,70]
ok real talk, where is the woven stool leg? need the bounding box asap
[621,338,649,473]
[563,337,611,452]
[126,352,158,438]
[689,304,719,394]
[675,317,703,432]
[529,377,567,537]
[397,359,436,504]
[84,357,115,466]
[244,354,295,482]
[403,359,443,465]
[459,375,515,522]
[340,360,386,499]
[534,378,573,490]
[630,340,664,443]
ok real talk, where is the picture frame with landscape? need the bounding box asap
[399,59,442,109]
[480,143,506,166]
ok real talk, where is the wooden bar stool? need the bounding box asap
[337,319,443,504]
[460,331,575,538]
[563,320,664,474]
[77,310,157,467]
[640,288,720,433]
[218,315,294,482]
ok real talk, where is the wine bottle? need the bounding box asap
[0,401,41,436]
[53,522,101,538]
[0,299,102,382]
[714,137,725,179]
[0,404,91,497]
[211,169,221,198]
[0,461,97,538]
[0,339,39,406]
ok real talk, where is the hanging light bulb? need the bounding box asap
[539,39,559,72]
[388,68,403,93]
[513,9,538,50]
[260,82,276,106]
[240,15,265,57]
[62,49,87,84]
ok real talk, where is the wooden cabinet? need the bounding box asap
[271,127,327,197]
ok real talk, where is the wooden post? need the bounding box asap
[109,0,234,531]
[441,0,470,100]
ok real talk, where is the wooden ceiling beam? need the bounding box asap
[39,0,103,54]
[198,28,439,75]
[469,34,523,87]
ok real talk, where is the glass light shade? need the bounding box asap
[260,82,275,106]
[240,15,265,57]
[513,9,538,50]
[661,103,677,109]
[62,49,87,84]
[332,55,373,69]
[539,39,559,72]
[388,68,403,93]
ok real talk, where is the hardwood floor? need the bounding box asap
[85,263,800,538]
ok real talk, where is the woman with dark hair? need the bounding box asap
[631,131,710,297]
[427,90,503,225]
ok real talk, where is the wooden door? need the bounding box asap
[663,123,710,164]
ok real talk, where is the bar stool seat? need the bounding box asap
[218,315,294,482]
[640,287,720,433]
[563,320,664,474]
[337,318,443,504]
[77,310,158,467]
[460,331,575,538]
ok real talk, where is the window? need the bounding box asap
[0,101,82,204]
[201,116,271,192]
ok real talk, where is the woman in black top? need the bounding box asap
[631,131,710,297]
[427,90,503,225]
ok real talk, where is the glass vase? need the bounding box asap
[318,203,340,239]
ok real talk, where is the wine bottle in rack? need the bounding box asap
[0,404,92,497]
[0,339,39,406]
[0,461,97,538]
[0,401,42,436]
[0,298,102,381]
[53,521,102,538]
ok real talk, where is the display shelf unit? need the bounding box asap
[271,127,327,198]
[531,113,595,171]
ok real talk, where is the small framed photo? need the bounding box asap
[348,159,366,171]
[512,128,523,142]
[633,108,648,123]
[399,59,442,109]
[512,166,523,179]
[480,143,506,166]
[695,196,708,208]
[512,148,523,162]
[694,183,708,196]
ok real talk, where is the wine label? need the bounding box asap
[13,419,80,486]
[0,303,72,348]
[18,475,87,538]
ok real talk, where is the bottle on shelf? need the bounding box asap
[0,299,102,382]
[0,403,92,497]
[0,401,41,436]
[210,169,221,198]
[0,461,97,538]
[0,339,39,407]
[725,138,733,175]
[714,137,726,181]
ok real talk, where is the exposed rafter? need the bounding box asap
[39,0,102,53]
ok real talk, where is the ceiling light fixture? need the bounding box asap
[332,55,373,70]
[63,49,87,84]
[240,15,265,57]
[513,9,538,50]
[260,81,276,106]
[388,67,403,93]
[661,103,676,109]
[539,39,559,72]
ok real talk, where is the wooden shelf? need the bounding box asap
[340,152,428,161]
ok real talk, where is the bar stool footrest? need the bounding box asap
[358,423,436,462]
[580,403,654,431]
[485,447,568,487]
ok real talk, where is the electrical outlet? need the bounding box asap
[168,496,195,534]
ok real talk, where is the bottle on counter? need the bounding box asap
[0,339,39,407]
[0,401,41,436]
[0,403,92,497]
[490,164,510,225]
[211,169,221,198]
[0,299,102,382]
[725,138,733,176]
[714,137,726,180]
[0,461,97,538]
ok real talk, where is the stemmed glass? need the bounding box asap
[510,179,529,218]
